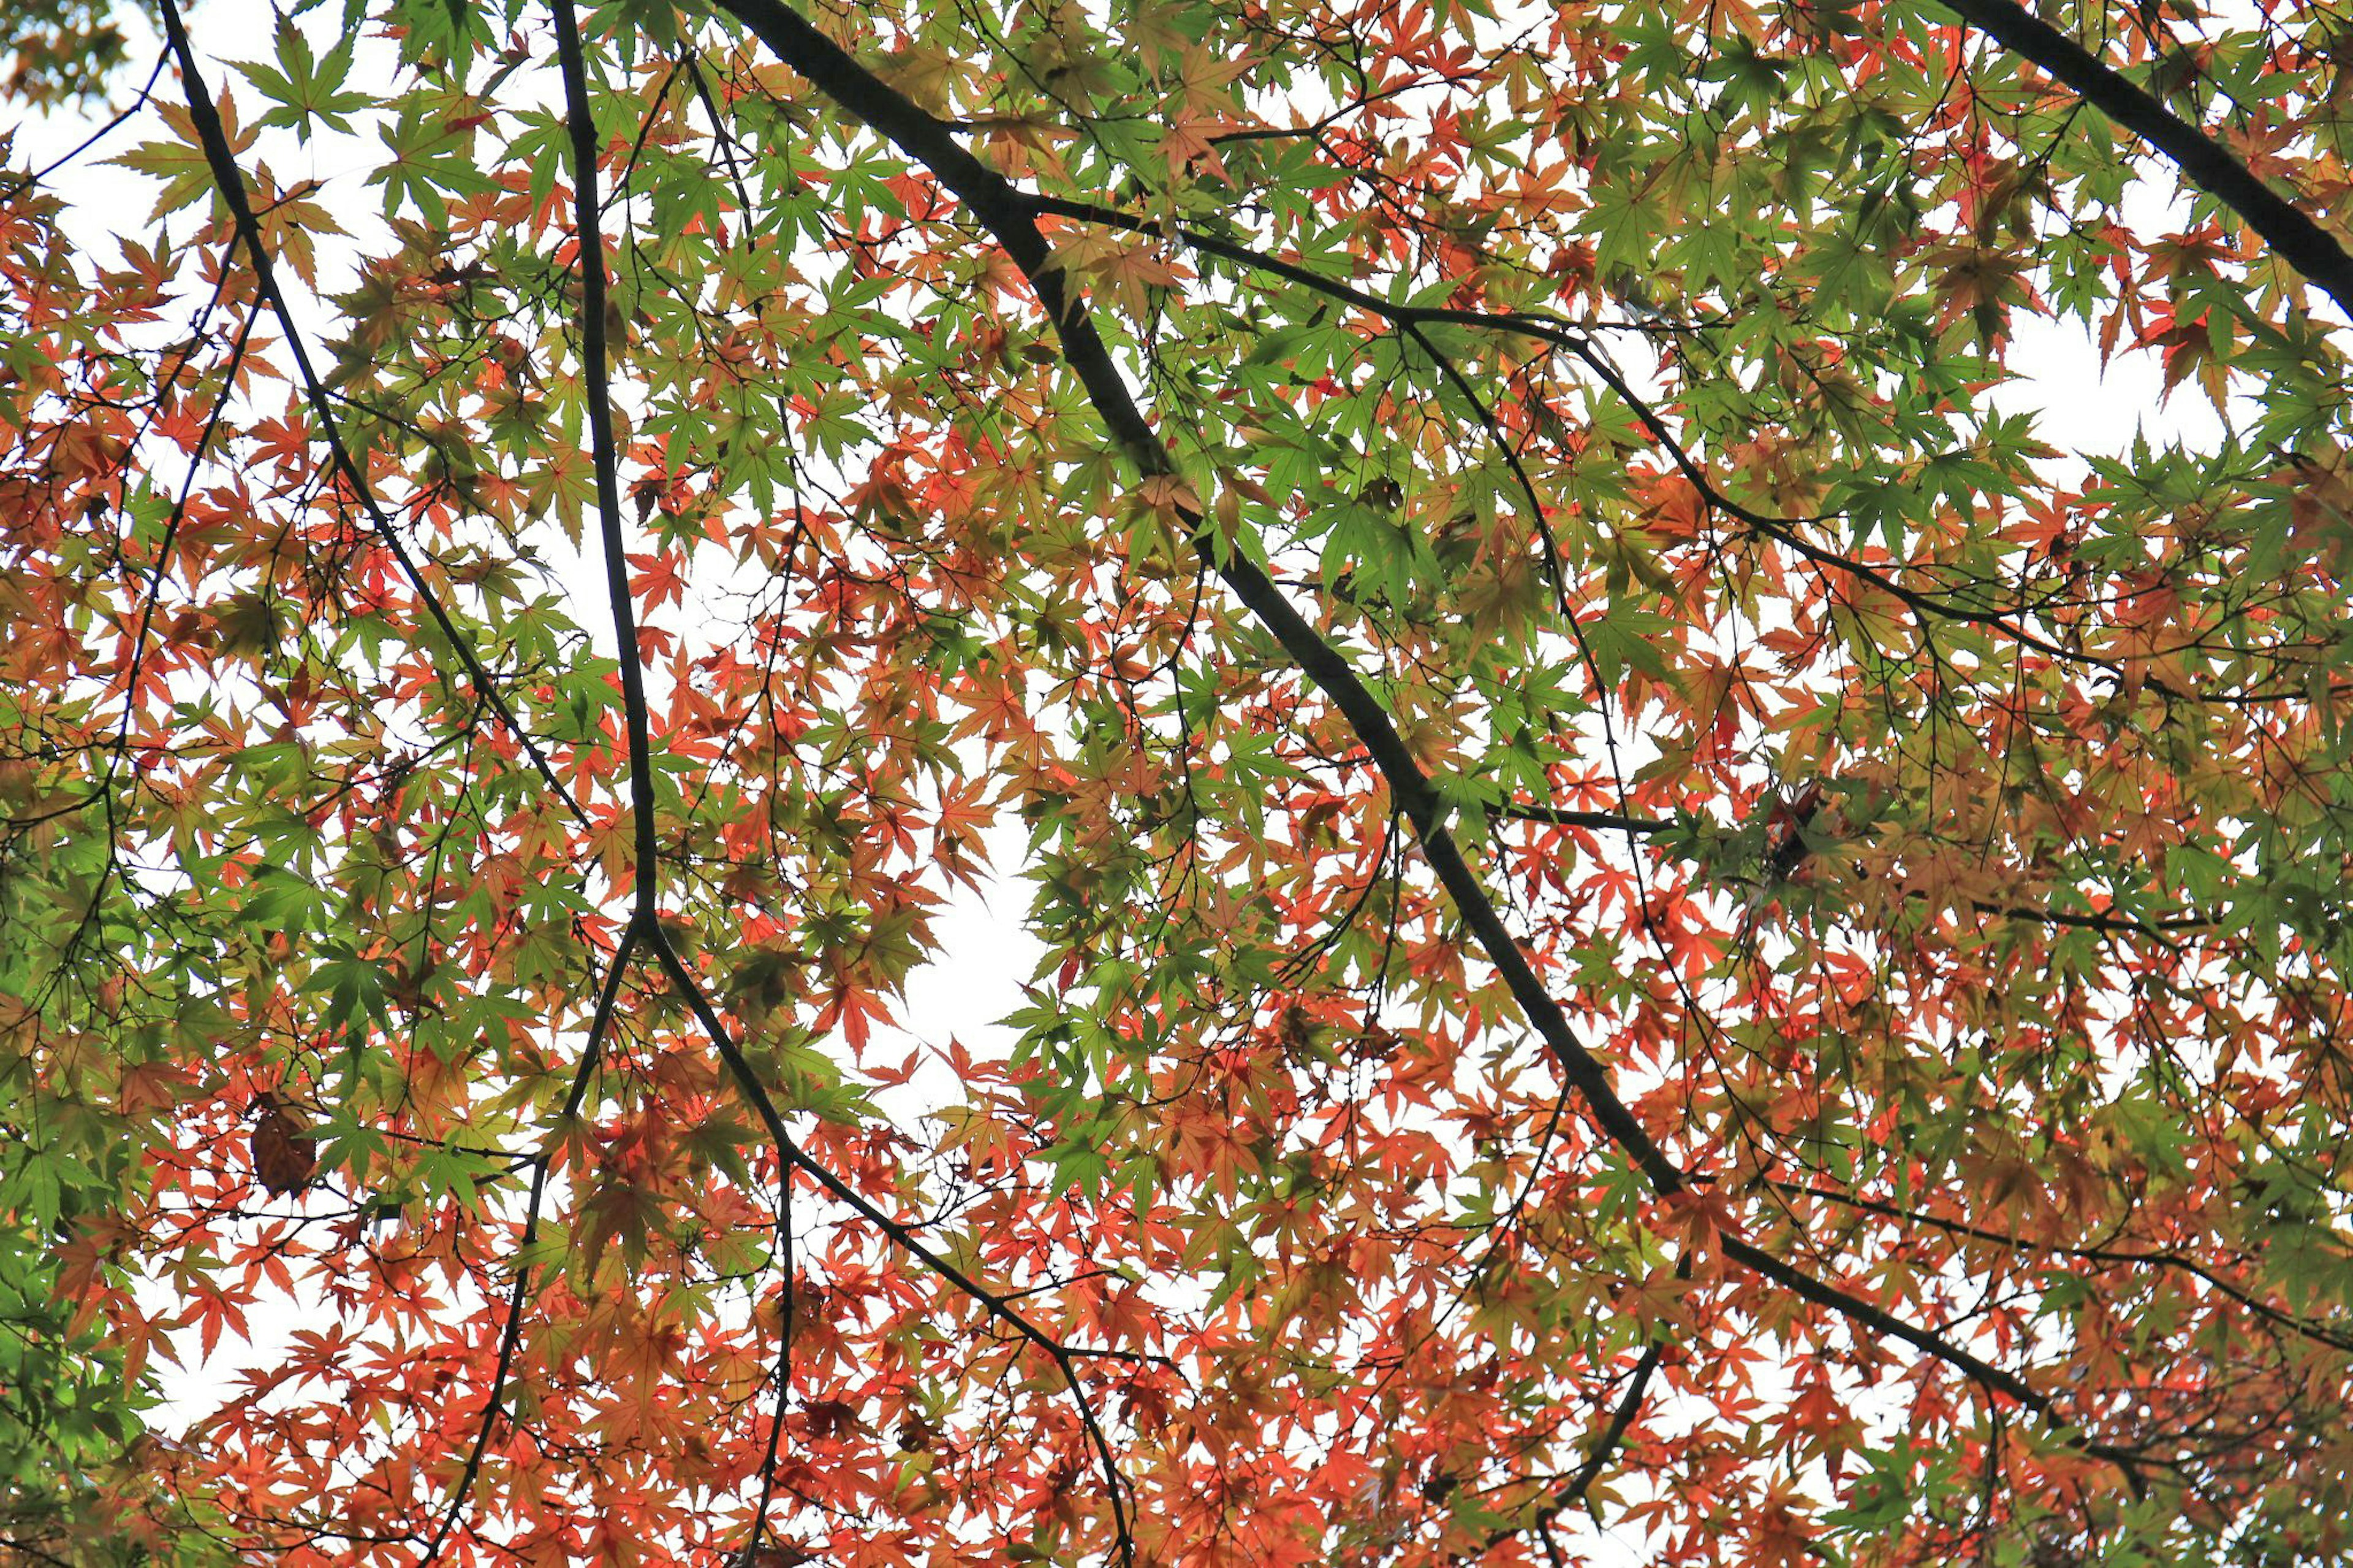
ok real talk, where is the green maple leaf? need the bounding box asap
[234,14,374,140]
[366,102,496,224]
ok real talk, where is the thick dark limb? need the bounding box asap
[1938,0,2353,316]
[551,0,662,908]
[702,0,2147,1490]
[548,12,1140,1560]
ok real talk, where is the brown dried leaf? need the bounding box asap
[251,1095,318,1197]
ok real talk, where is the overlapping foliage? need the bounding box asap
[6,0,2353,1562]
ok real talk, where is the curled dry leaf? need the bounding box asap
[250,1094,318,1197]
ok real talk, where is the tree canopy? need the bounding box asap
[6,0,2353,1563]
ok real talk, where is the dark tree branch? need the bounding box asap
[703,0,2148,1490]
[114,281,263,760]
[1979,902,2213,938]
[1459,1254,1696,1562]
[417,927,635,1566]
[643,927,1143,1567]
[1936,0,2353,317]
[159,12,1153,1559]
[1490,803,1674,835]
[1025,193,1612,371]
[733,1170,795,1568]
[552,0,662,911]
[1395,316,1566,599]
[0,1534,83,1568]
[550,14,1140,1560]
[1773,1179,2353,1355]
[703,0,1684,1195]
[1028,192,2341,714]
[0,50,167,195]
[1491,801,2210,941]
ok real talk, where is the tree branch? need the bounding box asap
[1489,801,2210,941]
[551,0,662,914]
[702,0,2146,1489]
[1772,1178,2353,1356]
[643,927,1142,1567]
[1936,0,2353,317]
[1029,191,2353,718]
[551,13,1139,1559]
[416,928,635,1566]
[1490,803,1674,835]
[1461,1257,1691,1562]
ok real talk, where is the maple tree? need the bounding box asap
[6,0,2353,1562]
